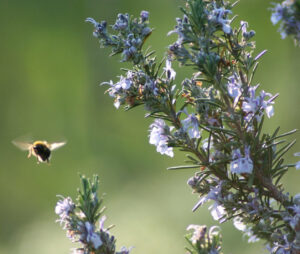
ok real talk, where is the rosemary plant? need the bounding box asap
[56,175,131,254]
[271,0,300,46]
[83,0,300,253]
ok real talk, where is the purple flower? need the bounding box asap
[86,222,102,249]
[107,76,131,95]
[144,77,159,96]
[113,13,129,30]
[99,215,107,231]
[104,72,134,109]
[122,34,142,61]
[209,5,232,34]
[118,246,133,254]
[209,203,226,222]
[192,181,223,211]
[186,224,207,244]
[167,15,190,45]
[149,119,174,157]
[191,176,227,222]
[285,212,300,230]
[227,75,242,106]
[140,10,149,22]
[230,146,253,174]
[71,249,85,254]
[294,152,300,169]
[85,18,107,37]
[164,60,176,80]
[233,217,260,243]
[187,175,201,189]
[55,196,75,221]
[233,216,246,231]
[78,222,103,249]
[270,1,300,42]
[294,193,300,205]
[181,113,201,139]
[113,97,121,109]
[242,86,274,122]
[266,235,291,254]
[271,4,284,25]
[119,76,132,90]
[241,21,255,40]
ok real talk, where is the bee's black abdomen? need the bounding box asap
[33,144,51,162]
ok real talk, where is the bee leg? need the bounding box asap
[27,147,32,158]
[36,156,41,164]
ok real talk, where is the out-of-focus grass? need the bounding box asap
[0,0,299,253]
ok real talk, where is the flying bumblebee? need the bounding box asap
[12,139,66,163]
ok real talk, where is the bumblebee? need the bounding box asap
[12,140,66,163]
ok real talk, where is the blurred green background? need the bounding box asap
[0,0,299,253]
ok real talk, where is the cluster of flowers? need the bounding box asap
[86,11,151,64]
[186,225,223,254]
[271,0,300,45]
[187,172,300,253]
[87,0,300,253]
[55,175,131,254]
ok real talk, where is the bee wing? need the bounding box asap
[12,140,32,151]
[50,141,66,151]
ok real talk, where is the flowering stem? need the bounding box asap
[86,0,300,252]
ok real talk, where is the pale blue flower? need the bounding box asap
[164,60,176,80]
[230,146,253,174]
[141,27,151,37]
[202,138,213,150]
[167,15,189,45]
[244,228,260,243]
[149,119,174,157]
[144,77,159,96]
[285,208,300,230]
[114,97,121,109]
[288,216,300,231]
[140,11,149,22]
[186,224,207,244]
[270,1,300,42]
[192,181,223,211]
[122,34,142,61]
[233,217,260,243]
[241,21,248,34]
[209,203,226,222]
[181,113,201,139]
[55,196,75,221]
[265,104,274,118]
[104,73,134,109]
[241,21,255,40]
[209,5,232,34]
[271,4,284,25]
[266,235,291,254]
[118,246,133,254]
[81,222,103,249]
[119,76,132,90]
[99,215,107,231]
[233,216,246,231]
[227,75,242,106]
[294,152,300,169]
[294,193,300,205]
[242,86,258,118]
[86,18,107,37]
[71,249,85,254]
[242,86,274,122]
[113,14,129,30]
